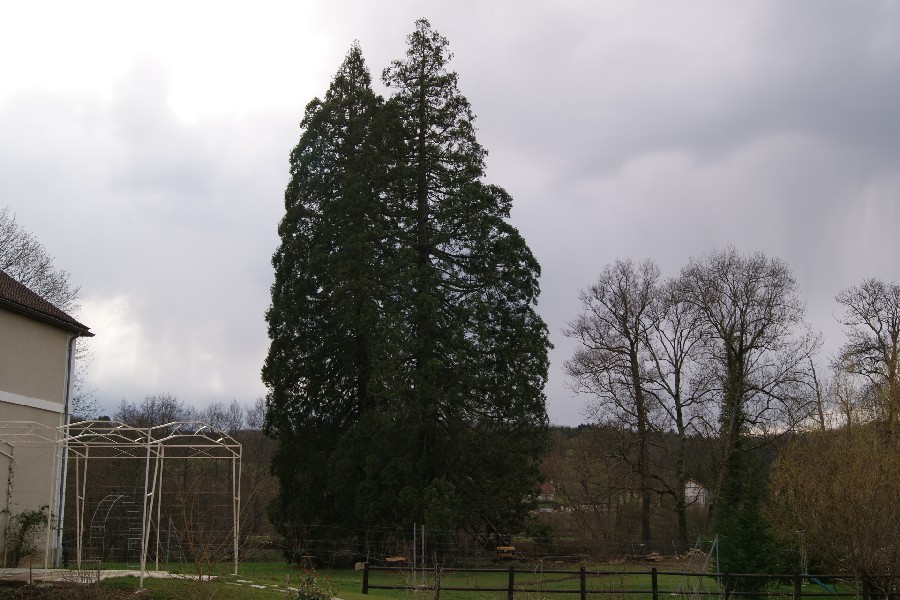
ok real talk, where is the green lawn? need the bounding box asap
[95,563,715,600]
[96,562,366,600]
[102,575,278,600]
[92,563,860,600]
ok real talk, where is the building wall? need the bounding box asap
[0,309,71,407]
[0,436,59,565]
[0,309,71,565]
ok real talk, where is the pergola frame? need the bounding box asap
[0,420,241,588]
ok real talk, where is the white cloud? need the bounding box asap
[79,294,144,382]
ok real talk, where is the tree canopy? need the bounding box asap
[834,279,900,431]
[263,20,550,554]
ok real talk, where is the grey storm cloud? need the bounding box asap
[0,0,899,424]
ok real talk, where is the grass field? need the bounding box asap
[83,562,861,600]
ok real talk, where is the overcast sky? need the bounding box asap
[1,1,898,425]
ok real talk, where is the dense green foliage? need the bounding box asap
[263,41,389,537]
[263,20,550,555]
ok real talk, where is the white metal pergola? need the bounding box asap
[0,420,241,588]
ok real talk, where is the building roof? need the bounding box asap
[0,270,93,336]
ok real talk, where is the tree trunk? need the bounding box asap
[631,347,652,552]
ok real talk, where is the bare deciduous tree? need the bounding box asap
[200,400,245,435]
[644,277,714,545]
[0,206,80,312]
[565,258,659,551]
[829,364,869,428]
[115,393,191,427]
[679,247,819,510]
[834,279,900,432]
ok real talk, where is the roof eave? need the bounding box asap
[0,298,94,337]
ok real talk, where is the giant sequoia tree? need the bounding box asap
[263,42,390,535]
[264,21,549,552]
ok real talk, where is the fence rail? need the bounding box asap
[361,564,895,600]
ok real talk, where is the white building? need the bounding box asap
[685,479,709,506]
[0,270,92,566]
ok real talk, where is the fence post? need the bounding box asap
[793,573,802,600]
[580,566,587,600]
[722,573,730,600]
[362,562,369,594]
[508,565,515,600]
[652,568,658,600]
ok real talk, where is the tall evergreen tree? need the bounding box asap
[264,22,551,551]
[262,43,388,537]
[377,18,550,538]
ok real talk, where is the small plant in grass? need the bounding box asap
[291,569,335,600]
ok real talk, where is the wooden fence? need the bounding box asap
[361,564,896,600]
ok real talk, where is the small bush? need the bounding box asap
[290,569,335,600]
[2,505,49,567]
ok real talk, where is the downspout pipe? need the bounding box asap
[54,333,79,567]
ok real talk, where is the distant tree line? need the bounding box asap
[563,248,899,591]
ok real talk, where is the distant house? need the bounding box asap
[538,481,556,503]
[0,270,92,565]
[685,479,709,506]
